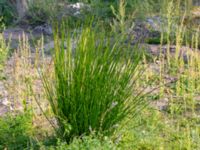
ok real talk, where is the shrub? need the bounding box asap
[42,23,147,142]
[0,0,16,26]
[0,112,34,149]
[38,135,117,149]
[26,0,59,26]
[55,136,117,150]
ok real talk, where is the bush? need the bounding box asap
[42,24,147,141]
[26,0,59,26]
[54,136,117,150]
[0,112,34,149]
[0,0,16,26]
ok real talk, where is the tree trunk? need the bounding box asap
[193,0,200,6]
[15,0,28,18]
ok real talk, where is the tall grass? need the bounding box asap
[0,33,9,73]
[42,24,147,141]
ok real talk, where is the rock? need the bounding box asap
[127,16,180,45]
[3,27,37,51]
[146,16,163,32]
[32,24,53,35]
[151,98,169,111]
[143,44,200,63]
[0,103,10,116]
[127,17,164,45]
[58,2,91,19]
[43,40,77,54]
[3,28,30,40]
[68,2,91,16]
[128,22,152,45]
[0,81,9,106]
[43,41,54,54]
[69,2,85,9]
[3,26,52,53]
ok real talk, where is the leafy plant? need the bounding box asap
[54,135,117,150]
[0,112,34,150]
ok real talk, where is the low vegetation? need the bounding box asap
[0,0,200,149]
[45,25,146,141]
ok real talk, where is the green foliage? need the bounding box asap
[36,135,117,149]
[0,0,16,26]
[0,112,34,150]
[0,1,199,149]
[119,105,200,149]
[54,136,117,150]
[27,0,59,26]
[91,0,163,19]
[42,24,146,141]
[0,17,6,31]
[125,0,162,17]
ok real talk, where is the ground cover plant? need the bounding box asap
[0,112,34,149]
[0,0,200,149]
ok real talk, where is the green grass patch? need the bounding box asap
[41,23,148,142]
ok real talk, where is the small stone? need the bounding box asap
[33,24,53,35]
